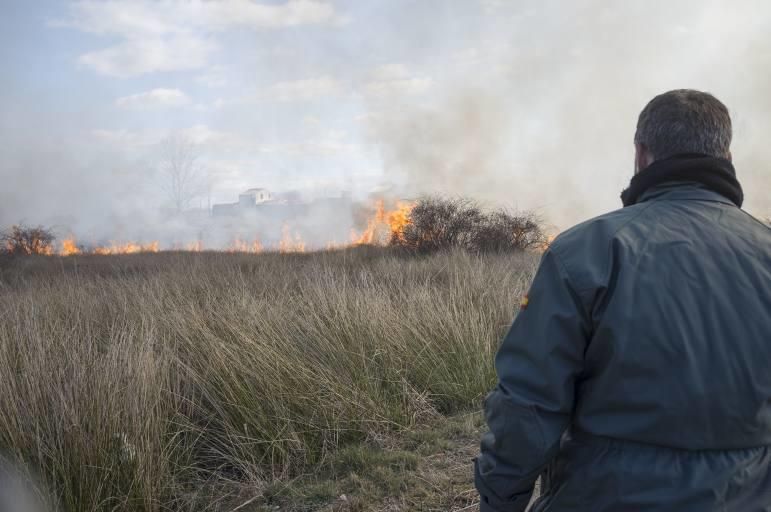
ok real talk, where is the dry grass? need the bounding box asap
[0,247,538,511]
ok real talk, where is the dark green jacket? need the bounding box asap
[475,183,771,511]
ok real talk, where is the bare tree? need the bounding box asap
[159,135,206,213]
[1,224,56,255]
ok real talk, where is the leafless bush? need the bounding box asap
[393,197,546,254]
[396,197,484,253]
[470,209,547,253]
[0,225,55,256]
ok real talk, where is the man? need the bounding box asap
[475,89,771,511]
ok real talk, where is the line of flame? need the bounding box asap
[50,201,414,256]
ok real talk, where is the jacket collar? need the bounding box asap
[636,182,739,206]
[621,153,744,208]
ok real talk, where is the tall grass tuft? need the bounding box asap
[0,248,538,511]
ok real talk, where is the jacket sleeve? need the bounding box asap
[475,249,590,512]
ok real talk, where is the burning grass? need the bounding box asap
[0,246,538,511]
[2,197,549,259]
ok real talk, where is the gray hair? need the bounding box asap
[634,89,732,160]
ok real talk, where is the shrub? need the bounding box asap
[396,197,484,253]
[469,209,547,253]
[1,225,56,256]
[392,197,546,254]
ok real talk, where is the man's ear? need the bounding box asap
[634,143,653,173]
[726,151,733,162]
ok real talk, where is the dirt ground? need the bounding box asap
[248,412,489,512]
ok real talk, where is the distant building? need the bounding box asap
[210,188,357,247]
[239,188,272,206]
[213,188,274,216]
[211,188,355,245]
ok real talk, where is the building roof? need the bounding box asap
[242,188,268,194]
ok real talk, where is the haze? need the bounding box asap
[1,0,769,246]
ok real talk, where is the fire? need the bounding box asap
[93,241,160,255]
[353,199,414,246]
[57,237,160,255]
[226,237,263,253]
[279,224,306,253]
[38,202,414,256]
[387,201,413,244]
[61,237,81,256]
[353,200,386,245]
[186,240,204,252]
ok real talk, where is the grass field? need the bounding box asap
[0,248,538,511]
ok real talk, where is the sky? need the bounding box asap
[0,0,769,244]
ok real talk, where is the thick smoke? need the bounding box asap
[367,0,771,227]
[0,124,364,250]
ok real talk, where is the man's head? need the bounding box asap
[634,89,732,173]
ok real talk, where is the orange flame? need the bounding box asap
[92,241,160,255]
[40,204,414,256]
[61,237,81,256]
[387,201,413,244]
[352,200,414,246]
[226,237,263,253]
[279,224,306,253]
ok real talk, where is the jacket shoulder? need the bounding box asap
[547,203,654,294]
[552,203,653,251]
